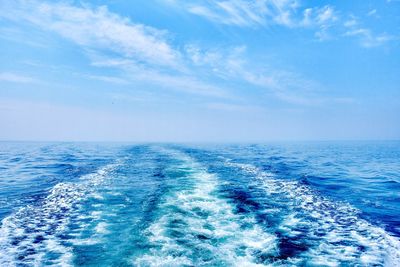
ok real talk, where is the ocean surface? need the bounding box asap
[0,142,399,266]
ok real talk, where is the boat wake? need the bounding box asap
[0,163,119,266]
[0,145,399,266]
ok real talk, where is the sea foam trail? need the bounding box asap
[226,161,400,266]
[0,163,119,267]
[134,149,280,266]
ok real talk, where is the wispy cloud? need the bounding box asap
[367,9,378,17]
[345,28,394,47]
[165,0,398,47]
[343,16,396,47]
[174,0,338,33]
[188,1,271,27]
[0,0,181,68]
[186,0,300,27]
[0,26,49,48]
[301,5,338,40]
[166,0,346,43]
[0,0,231,98]
[0,72,35,83]
[184,45,335,105]
[343,16,358,28]
[0,0,351,107]
[302,5,337,27]
[87,51,229,98]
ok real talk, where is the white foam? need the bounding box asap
[0,163,119,266]
[227,161,400,266]
[134,150,279,266]
[95,222,110,234]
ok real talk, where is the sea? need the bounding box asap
[0,141,399,266]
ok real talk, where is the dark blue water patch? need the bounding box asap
[73,244,108,266]
[120,147,173,226]
[32,234,45,244]
[9,156,23,163]
[274,234,309,261]
[223,187,284,229]
[227,189,262,214]
[380,179,400,190]
[301,175,348,192]
[10,235,27,246]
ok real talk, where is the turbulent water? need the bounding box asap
[0,142,399,266]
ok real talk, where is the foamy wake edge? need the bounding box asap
[134,150,280,266]
[0,163,119,267]
[227,161,400,266]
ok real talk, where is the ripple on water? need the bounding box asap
[134,150,280,266]
[1,144,399,266]
[226,161,400,266]
[0,163,119,266]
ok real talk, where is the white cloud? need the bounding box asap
[176,1,342,42]
[0,0,231,98]
[187,0,299,27]
[184,45,331,105]
[0,72,35,83]
[367,9,377,17]
[301,5,337,27]
[344,16,358,28]
[168,1,398,48]
[87,52,229,98]
[184,44,243,76]
[315,6,337,24]
[188,6,222,23]
[0,0,181,68]
[183,0,341,31]
[342,14,394,47]
[345,28,394,47]
[300,5,338,41]
[241,69,326,105]
[0,0,351,106]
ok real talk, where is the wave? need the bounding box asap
[225,160,400,266]
[1,145,399,266]
[0,163,119,267]
[134,149,279,266]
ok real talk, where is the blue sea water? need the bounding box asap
[0,141,399,266]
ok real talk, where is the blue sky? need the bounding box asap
[0,0,399,141]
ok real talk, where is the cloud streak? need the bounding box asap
[186,0,299,27]
[343,15,396,47]
[1,0,231,99]
[345,29,394,47]
[166,0,397,47]
[0,0,354,107]
[0,0,181,68]
[181,0,338,31]
[0,72,35,83]
[184,45,335,105]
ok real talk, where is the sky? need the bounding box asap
[0,0,399,142]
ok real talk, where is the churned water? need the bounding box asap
[0,142,399,266]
